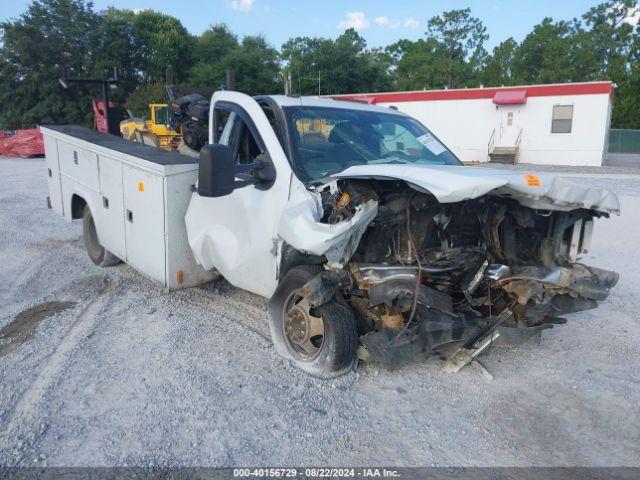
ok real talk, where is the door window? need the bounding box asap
[154,106,169,125]
[214,104,266,166]
[234,120,262,165]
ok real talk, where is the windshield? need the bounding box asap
[283,106,461,182]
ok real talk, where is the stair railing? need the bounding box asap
[514,127,523,164]
[487,128,496,162]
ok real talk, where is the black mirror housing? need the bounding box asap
[198,144,235,197]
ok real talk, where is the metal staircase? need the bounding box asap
[487,128,523,164]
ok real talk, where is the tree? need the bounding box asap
[125,82,168,118]
[425,8,488,88]
[132,9,194,83]
[187,25,280,94]
[92,8,140,104]
[579,1,640,128]
[512,18,583,84]
[0,0,101,129]
[481,38,518,86]
[386,38,449,90]
[281,29,391,95]
[227,35,281,95]
[581,1,638,80]
[188,24,239,89]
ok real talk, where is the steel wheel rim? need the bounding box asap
[282,290,325,360]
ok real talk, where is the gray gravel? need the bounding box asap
[0,156,639,467]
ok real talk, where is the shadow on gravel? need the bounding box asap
[0,301,75,357]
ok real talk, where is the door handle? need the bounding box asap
[126,209,133,223]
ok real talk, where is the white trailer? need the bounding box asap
[42,92,619,379]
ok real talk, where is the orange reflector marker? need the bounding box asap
[177,270,183,287]
[138,181,144,192]
[523,174,541,187]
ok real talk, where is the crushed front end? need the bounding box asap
[281,174,619,371]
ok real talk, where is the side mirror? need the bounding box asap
[198,144,234,197]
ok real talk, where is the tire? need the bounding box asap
[268,265,358,379]
[82,205,121,267]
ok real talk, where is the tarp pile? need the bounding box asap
[0,129,45,158]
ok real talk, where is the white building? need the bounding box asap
[333,81,614,167]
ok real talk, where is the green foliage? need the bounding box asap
[425,8,488,88]
[188,24,239,89]
[281,29,392,96]
[0,0,100,129]
[228,35,281,95]
[481,38,518,86]
[189,26,281,93]
[125,83,169,118]
[512,18,583,84]
[386,38,448,90]
[0,0,639,129]
[132,10,194,83]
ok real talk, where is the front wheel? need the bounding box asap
[82,205,121,267]
[268,265,358,379]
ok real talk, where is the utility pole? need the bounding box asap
[58,68,120,136]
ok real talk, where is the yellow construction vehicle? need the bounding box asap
[120,103,181,151]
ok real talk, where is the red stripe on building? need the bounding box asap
[331,82,614,104]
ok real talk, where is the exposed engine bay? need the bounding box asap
[293,177,619,370]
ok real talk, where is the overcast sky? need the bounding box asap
[1,0,605,50]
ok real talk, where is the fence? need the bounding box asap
[609,129,640,153]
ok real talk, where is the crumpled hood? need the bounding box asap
[332,164,620,214]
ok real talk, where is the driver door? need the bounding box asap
[185,91,293,297]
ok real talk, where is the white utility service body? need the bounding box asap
[41,124,216,289]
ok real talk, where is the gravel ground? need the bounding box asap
[0,156,639,467]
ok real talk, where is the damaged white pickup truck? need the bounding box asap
[43,91,620,379]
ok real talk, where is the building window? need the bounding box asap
[551,105,573,133]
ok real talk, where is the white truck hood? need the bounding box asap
[331,164,620,215]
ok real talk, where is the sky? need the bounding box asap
[0,0,608,50]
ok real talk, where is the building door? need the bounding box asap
[497,108,521,147]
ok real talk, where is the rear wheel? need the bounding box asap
[82,205,120,267]
[268,265,358,379]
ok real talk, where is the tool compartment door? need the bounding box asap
[43,135,64,216]
[57,141,100,191]
[122,165,166,285]
[97,155,126,260]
